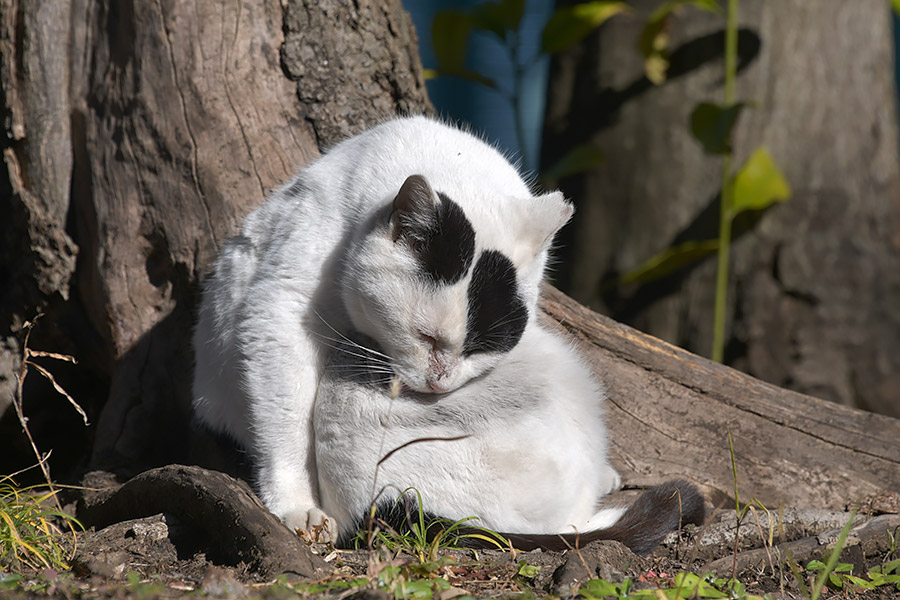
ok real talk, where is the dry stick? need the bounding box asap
[5,452,54,481]
[748,504,776,577]
[13,315,88,510]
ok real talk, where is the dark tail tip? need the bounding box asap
[587,479,706,555]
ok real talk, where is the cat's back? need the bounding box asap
[304,116,532,221]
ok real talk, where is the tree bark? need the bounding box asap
[2,0,897,520]
[78,465,331,579]
[0,0,431,478]
[542,0,900,417]
[539,285,900,511]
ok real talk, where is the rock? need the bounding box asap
[552,540,644,594]
[74,513,177,578]
[201,566,250,598]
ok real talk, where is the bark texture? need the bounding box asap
[542,0,900,417]
[2,0,898,530]
[539,285,900,512]
[0,0,431,477]
[78,465,331,579]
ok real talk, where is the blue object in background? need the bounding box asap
[404,0,554,175]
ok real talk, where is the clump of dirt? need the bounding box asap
[4,468,898,599]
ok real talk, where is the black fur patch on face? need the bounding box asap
[463,250,527,356]
[409,193,475,284]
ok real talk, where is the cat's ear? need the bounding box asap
[391,174,437,242]
[523,190,574,255]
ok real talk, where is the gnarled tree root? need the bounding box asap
[77,464,329,579]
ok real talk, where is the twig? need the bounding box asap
[748,504,776,576]
[13,314,88,509]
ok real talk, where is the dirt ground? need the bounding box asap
[3,503,900,599]
[2,468,899,599]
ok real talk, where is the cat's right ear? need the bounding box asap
[391,174,437,242]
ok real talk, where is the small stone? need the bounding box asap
[202,565,249,598]
[551,541,643,595]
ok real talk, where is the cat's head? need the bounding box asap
[342,174,572,394]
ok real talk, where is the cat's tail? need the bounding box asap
[497,480,706,555]
[349,480,706,555]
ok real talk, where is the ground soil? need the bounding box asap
[2,472,899,599]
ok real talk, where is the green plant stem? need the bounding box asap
[712,155,733,363]
[711,0,739,363]
[724,0,738,106]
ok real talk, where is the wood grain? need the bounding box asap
[539,284,900,511]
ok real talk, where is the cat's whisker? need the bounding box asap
[312,310,393,361]
[310,328,396,363]
[326,366,397,377]
[312,333,397,368]
[311,328,389,356]
[315,339,398,369]
[486,309,527,332]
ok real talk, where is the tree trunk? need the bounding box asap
[539,285,900,511]
[2,0,897,517]
[542,0,900,417]
[0,0,431,479]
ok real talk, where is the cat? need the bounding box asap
[192,116,574,535]
[315,325,706,554]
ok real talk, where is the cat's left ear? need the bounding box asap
[523,190,574,255]
[390,174,438,242]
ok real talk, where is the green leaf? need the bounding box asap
[399,578,450,600]
[688,0,722,12]
[0,573,24,591]
[471,0,525,39]
[807,560,827,572]
[637,7,671,84]
[637,1,720,84]
[690,102,745,155]
[517,560,541,578]
[378,565,401,587]
[730,147,791,217]
[616,240,719,287]
[893,0,900,17]
[879,558,900,575]
[674,572,729,598]
[541,143,605,181]
[542,1,628,54]
[432,10,473,72]
[843,575,875,590]
[578,578,620,599]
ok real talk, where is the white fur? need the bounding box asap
[314,325,622,538]
[192,117,574,532]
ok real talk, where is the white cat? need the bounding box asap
[315,324,704,554]
[192,116,574,534]
[314,324,622,539]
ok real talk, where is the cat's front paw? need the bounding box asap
[281,507,339,543]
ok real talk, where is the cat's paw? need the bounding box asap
[281,507,339,543]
